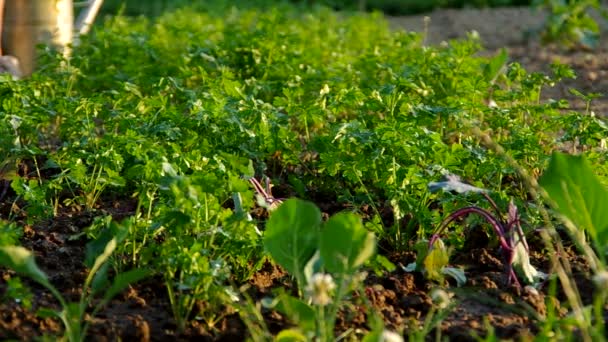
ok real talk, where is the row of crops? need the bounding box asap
[1,2,607,340]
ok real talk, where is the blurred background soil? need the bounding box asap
[389,6,608,114]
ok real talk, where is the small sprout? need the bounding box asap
[381,330,404,342]
[305,273,335,306]
[430,288,452,309]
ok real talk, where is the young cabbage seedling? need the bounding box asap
[429,174,545,287]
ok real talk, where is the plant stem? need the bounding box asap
[433,206,510,251]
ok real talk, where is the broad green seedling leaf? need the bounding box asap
[91,262,111,295]
[539,152,608,247]
[320,212,375,274]
[264,199,321,285]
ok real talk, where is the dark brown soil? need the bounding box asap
[1,6,608,341]
[389,6,608,115]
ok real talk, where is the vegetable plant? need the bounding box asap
[152,164,255,332]
[0,235,149,342]
[425,174,546,287]
[0,1,606,340]
[533,0,608,48]
[263,198,376,341]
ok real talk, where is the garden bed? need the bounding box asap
[1,3,607,341]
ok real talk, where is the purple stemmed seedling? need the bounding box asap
[249,176,285,211]
[428,174,545,287]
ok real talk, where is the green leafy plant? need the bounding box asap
[263,198,376,341]
[533,0,608,48]
[151,167,253,332]
[56,148,126,210]
[0,236,149,342]
[1,2,607,339]
[0,220,22,246]
[426,174,546,286]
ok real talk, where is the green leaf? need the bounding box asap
[374,254,396,273]
[483,48,508,83]
[102,168,126,187]
[413,240,430,268]
[275,293,315,333]
[102,269,150,304]
[36,307,60,319]
[275,328,308,342]
[361,330,382,342]
[85,222,117,268]
[85,238,117,290]
[320,212,375,274]
[91,262,110,295]
[424,239,449,283]
[0,246,50,288]
[539,152,608,247]
[264,199,321,281]
[60,302,83,341]
[0,221,22,246]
